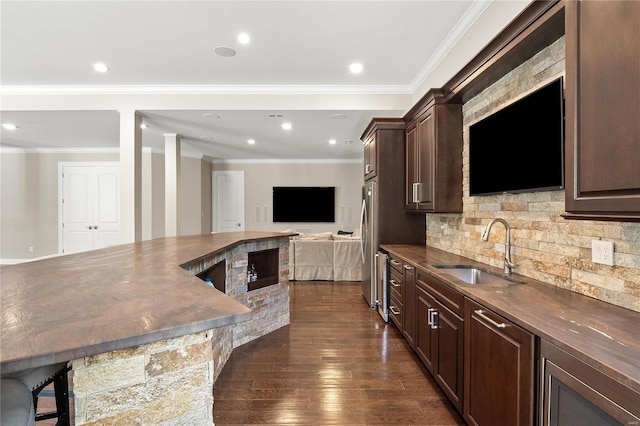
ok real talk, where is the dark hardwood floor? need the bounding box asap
[214,280,465,425]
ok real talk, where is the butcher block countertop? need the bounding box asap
[381,244,640,394]
[0,231,293,374]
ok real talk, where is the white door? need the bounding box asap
[213,171,244,232]
[60,163,120,254]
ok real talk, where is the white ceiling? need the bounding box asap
[0,1,529,160]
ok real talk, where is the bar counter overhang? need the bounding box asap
[0,231,294,425]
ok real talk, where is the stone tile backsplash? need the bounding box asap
[427,37,640,312]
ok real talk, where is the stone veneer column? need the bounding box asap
[72,330,215,425]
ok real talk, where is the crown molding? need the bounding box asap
[409,0,493,93]
[209,158,362,165]
[0,146,120,154]
[0,84,413,96]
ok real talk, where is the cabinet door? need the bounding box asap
[405,125,418,210]
[415,279,464,414]
[388,261,404,330]
[435,298,463,413]
[402,264,416,348]
[416,109,435,211]
[363,134,377,180]
[464,298,535,426]
[564,0,640,219]
[415,285,437,373]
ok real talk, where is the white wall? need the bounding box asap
[0,151,120,259]
[0,150,210,261]
[211,161,363,234]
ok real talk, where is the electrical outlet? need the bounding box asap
[29,246,34,253]
[592,240,614,266]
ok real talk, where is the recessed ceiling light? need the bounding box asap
[237,33,251,44]
[203,113,220,119]
[281,123,292,130]
[93,62,109,73]
[247,139,256,145]
[331,113,347,120]
[329,139,337,145]
[140,123,148,129]
[349,63,363,74]
[2,123,18,130]
[214,46,236,57]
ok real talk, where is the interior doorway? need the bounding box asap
[212,170,245,233]
[58,162,120,254]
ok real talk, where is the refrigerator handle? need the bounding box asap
[359,198,367,263]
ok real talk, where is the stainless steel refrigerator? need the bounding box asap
[360,180,378,310]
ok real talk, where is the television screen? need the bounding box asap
[273,186,335,223]
[469,78,564,196]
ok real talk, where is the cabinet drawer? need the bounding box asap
[389,292,402,328]
[389,267,403,295]
[389,255,404,274]
[416,268,463,316]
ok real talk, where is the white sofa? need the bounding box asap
[288,232,362,281]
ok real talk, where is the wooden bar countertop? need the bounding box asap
[381,244,640,394]
[0,231,293,374]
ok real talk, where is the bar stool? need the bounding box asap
[2,362,71,426]
[0,378,36,426]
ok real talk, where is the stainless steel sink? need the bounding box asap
[432,265,523,286]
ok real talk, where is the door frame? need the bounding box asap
[58,161,120,254]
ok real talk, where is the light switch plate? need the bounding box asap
[592,240,614,266]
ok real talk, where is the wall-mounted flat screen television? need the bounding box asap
[273,186,335,223]
[469,77,564,196]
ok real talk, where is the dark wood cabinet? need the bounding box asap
[564,0,640,221]
[540,340,640,426]
[388,255,404,330]
[360,118,426,247]
[404,90,463,213]
[363,133,377,181]
[464,298,535,426]
[415,268,464,413]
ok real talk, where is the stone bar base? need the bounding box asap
[182,236,291,349]
[72,330,216,425]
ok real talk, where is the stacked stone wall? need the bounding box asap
[427,36,640,312]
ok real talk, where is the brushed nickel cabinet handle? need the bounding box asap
[475,309,507,329]
[389,306,401,315]
[404,265,414,270]
[391,260,401,266]
[390,279,400,288]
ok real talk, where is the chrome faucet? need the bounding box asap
[481,218,517,274]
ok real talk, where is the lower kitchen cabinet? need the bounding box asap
[540,340,640,426]
[388,256,404,330]
[416,282,464,413]
[464,298,535,426]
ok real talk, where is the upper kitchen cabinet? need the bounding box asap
[361,118,405,182]
[363,132,377,180]
[404,90,463,213]
[564,0,640,221]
